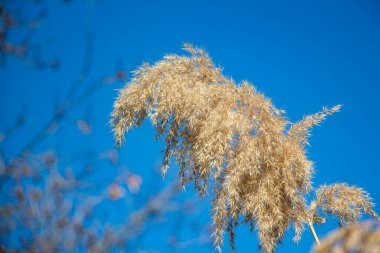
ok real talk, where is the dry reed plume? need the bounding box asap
[111,44,377,252]
[313,221,380,253]
[310,184,379,226]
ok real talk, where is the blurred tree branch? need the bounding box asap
[0,1,210,253]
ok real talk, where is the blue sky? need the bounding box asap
[1,0,380,252]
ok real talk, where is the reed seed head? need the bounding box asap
[111,44,341,252]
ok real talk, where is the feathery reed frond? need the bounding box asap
[111,44,340,252]
[313,221,380,253]
[309,183,379,226]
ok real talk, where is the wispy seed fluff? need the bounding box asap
[111,44,341,252]
[313,221,380,253]
[309,183,379,226]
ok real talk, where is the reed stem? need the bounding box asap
[308,222,320,246]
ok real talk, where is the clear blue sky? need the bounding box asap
[1,0,380,252]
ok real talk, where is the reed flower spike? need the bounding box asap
[309,183,379,226]
[313,221,380,253]
[111,44,342,252]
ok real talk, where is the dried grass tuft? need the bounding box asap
[111,44,342,252]
[309,183,379,226]
[314,221,380,253]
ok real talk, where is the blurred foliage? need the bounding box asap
[0,1,211,252]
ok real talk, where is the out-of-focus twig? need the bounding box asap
[88,183,182,253]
